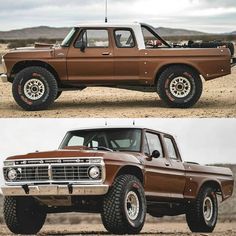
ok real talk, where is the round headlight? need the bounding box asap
[7,168,18,181]
[88,166,100,179]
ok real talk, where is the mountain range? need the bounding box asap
[0,26,235,40]
[0,26,71,40]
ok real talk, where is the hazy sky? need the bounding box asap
[0,0,235,33]
[0,118,236,186]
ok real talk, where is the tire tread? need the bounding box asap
[157,65,203,108]
[12,66,58,111]
[101,174,146,235]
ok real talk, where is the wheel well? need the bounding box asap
[155,63,201,85]
[200,180,222,195]
[10,60,60,85]
[116,166,144,185]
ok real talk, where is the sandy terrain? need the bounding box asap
[0,44,8,56]
[1,222,236,235]
[0,64,236,118]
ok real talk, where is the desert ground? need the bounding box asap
[0,45,236,117]
[0,222,236,235]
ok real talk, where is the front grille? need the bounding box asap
[4,166,49,182]
[52,165,102,181]
[3,158,103,184]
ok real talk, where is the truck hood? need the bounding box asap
[6,148,142,165]
[3,45,67,59]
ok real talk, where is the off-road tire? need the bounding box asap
[157,65,203,108]
[101,175,146,235]
[12,66,58,111]
[4,196,46,234]
[186,186,218,233]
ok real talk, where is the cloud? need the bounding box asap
[0,0,235,33]
[201,0,236,7]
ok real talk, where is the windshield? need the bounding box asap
[60,128,142,152]
[61,28,77,47]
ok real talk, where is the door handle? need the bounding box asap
[102,52,111,56]
[165,162,170,167]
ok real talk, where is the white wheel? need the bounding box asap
[125,191,140,221]
[169,76,191,98]
[203,196,213,222]
[23,78,45,100]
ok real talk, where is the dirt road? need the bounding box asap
[1,222,236,235]
[0,64,236,118]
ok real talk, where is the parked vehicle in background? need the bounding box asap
[1,127,234,234]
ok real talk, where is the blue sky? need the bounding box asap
[0,0,235,32]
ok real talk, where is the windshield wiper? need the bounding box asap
[93,146,114,152]
[115,149,138,152]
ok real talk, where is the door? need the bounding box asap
[112,28,140,83]
[163,136,186,198]
[67,28,114,83]
[144,132,186,199]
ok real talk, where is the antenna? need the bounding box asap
[105,0,108,23]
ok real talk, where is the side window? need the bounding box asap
[75,29,109,48]
[145,133,163,157]
[164,137,178,160]
[114,29,135,48]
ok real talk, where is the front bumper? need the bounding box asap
[1,184,109,196]
[0,74,8,83]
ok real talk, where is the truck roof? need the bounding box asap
[67,126,174,137]
[76,22,141,28]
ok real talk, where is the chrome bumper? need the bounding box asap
[0,74,8,83]
[1,184,109,196]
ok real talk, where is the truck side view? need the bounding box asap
[1,127,234,235]
[1,23,235,111]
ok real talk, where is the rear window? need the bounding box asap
[114,29,135,48]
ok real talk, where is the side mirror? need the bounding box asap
[80,42,86,52]
[151,150,160,159]
[75,40,86,52]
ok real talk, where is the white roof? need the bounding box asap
[76,22,141,28]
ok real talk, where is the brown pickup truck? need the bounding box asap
[1,127,234,235]
[1,23,235,111]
